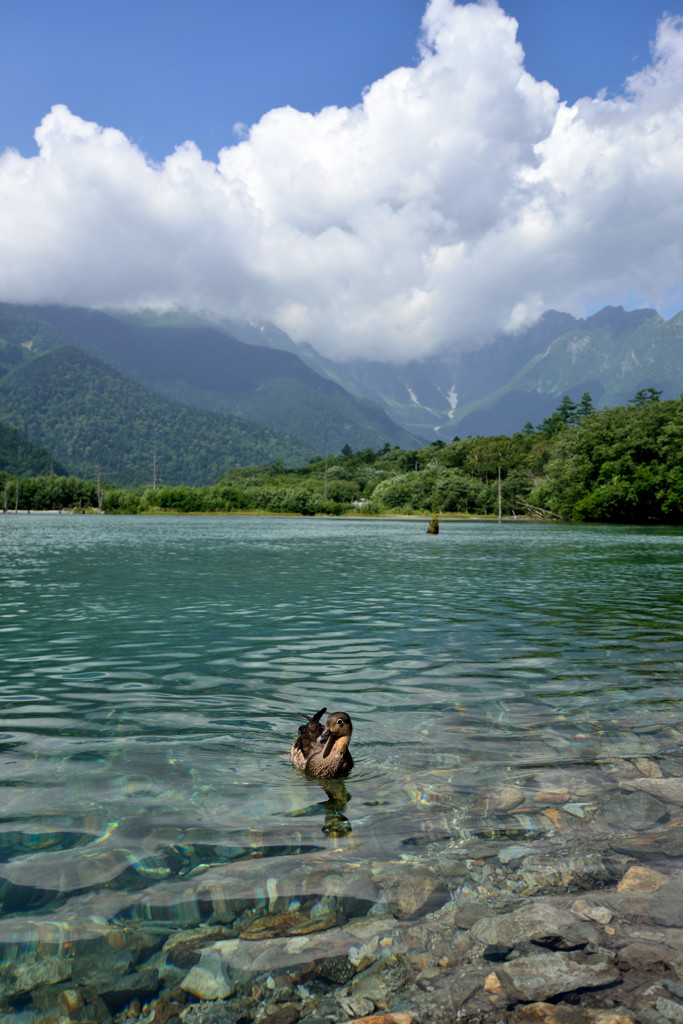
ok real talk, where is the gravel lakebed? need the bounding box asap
[2,743,683,1024]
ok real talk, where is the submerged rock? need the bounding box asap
[649,883,683,928]
[100,966,158,1010]
[516,1002,636,1023]
[601,792,669,832]
[0,953,72,1000]
[371,864,449,920]
[616,867,669,894]
[258,1005,301,1024]
[240,908,337,940]
[624,778,683,806]
[498,844,535,865]
[471,902,598,951]
[517,851,612,896]
[496,950,619,1003]
[181,950,234,1001]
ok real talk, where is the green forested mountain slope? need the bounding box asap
[6,304,420,452]
[0,347,315,486]
[0,421,69,477]
[0,303,80,368]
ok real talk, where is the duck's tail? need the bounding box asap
[298,707,326,723]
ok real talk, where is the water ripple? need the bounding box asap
[0,515,681,920]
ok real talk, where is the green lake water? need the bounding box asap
[0,514,681,942]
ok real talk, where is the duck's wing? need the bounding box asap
[293,707,327,756]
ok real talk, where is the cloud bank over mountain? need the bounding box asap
[1,0,683,362]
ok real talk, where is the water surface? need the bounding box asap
[0,514,681,934]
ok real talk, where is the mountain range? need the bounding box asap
[242,306,682,439]
[0,303,420,485]
[212,305,683,439]
[0,300,681,485]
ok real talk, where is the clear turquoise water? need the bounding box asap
[0,514,682,931]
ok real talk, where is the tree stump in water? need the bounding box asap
[427,517,439,534]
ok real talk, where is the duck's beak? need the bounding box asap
[318,727,330,744]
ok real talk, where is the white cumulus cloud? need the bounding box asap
[1,0,683,361]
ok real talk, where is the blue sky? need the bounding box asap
[2,0,680,161]
[2,0,683,361]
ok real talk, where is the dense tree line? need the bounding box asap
[1,473,100,512]
[530,389,683,522]
[3,391,683,524]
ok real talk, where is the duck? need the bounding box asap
[290,707,354,778]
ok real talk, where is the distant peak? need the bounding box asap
[584,305,661,333]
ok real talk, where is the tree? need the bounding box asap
[577,392,595,418]
[629,387,662,407]
[557,395,579,424]
[536,398,681,522]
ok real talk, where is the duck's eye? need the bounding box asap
[337,718,344,725]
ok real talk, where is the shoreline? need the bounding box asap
[1,508,552,522]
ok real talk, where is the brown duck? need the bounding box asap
[290,707,354,778]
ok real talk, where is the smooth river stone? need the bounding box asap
[371,864,449,920]
[493,786,525,811]
[616,866,669,893]
[649,883,683,927]
[569,898,613,925]
[533,789,570,804]
[624,777,683,806]
[601,791,669,831]
[180,950,234,1000]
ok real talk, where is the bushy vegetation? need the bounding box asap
[530,389,683,522]
[4,390,683,524]
[1,473,101,512]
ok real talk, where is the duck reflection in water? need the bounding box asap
[290,707,354,837]
[319,777,352,838]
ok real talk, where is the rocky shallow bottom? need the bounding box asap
[2,751,683,1024]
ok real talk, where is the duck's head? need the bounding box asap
[318,712,353,758]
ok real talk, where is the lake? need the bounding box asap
[1,514,682,1017]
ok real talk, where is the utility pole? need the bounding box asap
[152,432,158,490]
[498,464,502,524]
